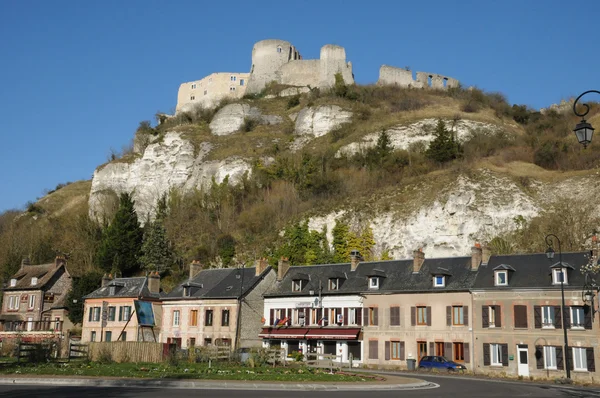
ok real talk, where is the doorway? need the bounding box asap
[418,341,427,361]
[517,344,529,377]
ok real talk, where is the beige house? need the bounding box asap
[160,259,275,349]
[0,256,74,341]
[81,273,163,343]
[176,72,249,112]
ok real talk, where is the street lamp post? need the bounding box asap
[234,264,246,352]
[545,234,571,379]
[572,90,600,148]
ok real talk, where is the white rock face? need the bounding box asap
[89,132,251,222]
[295,105,353,138]
[279,87,310,97]
[336,118,503,158]
[306,170,540,259]
[209,103,282,136]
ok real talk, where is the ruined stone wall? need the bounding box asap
[177,72,249,113]
[415,71,459,89]
[278,59,320,88]
[318,44,354,87]
[245,39,299,94]
[378,65,458,89]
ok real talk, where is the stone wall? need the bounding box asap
[239,269,276,348]
[279,59,320,88]
[318,44,354,87]
[245,39,300,94]
[377,65,458,89]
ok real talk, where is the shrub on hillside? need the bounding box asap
[242,117,258,132]
[425,120,463,163]
[286,94,301,109]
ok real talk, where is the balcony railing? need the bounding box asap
[0,320,63,333]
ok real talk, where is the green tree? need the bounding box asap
[96,192,143,275]
[216,234,236,266]
[65,271,103,325]
[332,221,350,263]
[425,119,462,163]
[140,196,173,272]
[359,226,376,261]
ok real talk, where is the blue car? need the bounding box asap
[418,356,466,371]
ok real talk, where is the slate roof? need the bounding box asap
[4,263,64,291]
[84,277,162,300]
[473,251,594,290]
[264,256,479,298]
[162,266,272,301]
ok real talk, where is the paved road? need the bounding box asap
[1,374,599,398]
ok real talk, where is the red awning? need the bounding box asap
[259,327,361,340]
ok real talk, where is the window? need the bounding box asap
[391,341,402,360]
[573,347,587,371]
[453,306,465,325]
[489,306,496,327]
[173,310,180,327]
[390,306,400,326]
[91,331,96,342]
[571,307,585,328]
[191,84,196,89]
[433,275,445,287]
[417,306,428,325]
[203,90,207,95]
[277,46,282,53]
[54,317,60,331]
[92,307,101,322]
[328,278,339,290]
[544,346,557,369]
[453,342,465,362]
[230,76,236,81]
[190,310,198,326]
[542,306,555,328]
[108,306,116,321]
[292,280,303,292]
[10,279,16,287]
[222,309,230,326]
[348,308,357,325]
[204,338,212,346]
[369,277,379,289]
[31,277,37,286]
[120,331,127,341]
[28,294,36,309]
[240,79,244,86]
[8,295,18,310]
[495,271,508,286]
[552,268,568,285]
[368,307,378,326]
[190,338,196,347]
[491,343,502,366]
[229,87,236,91]
[119,306,131,321]
[205,309,213,326]
[190,95,195,100]
[105,331,112,342]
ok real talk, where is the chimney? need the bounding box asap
[255,257,268,276]
[20,257,31,269]
[482,242,492,266]
[148,271,160,294]
[277,257,290,282]
[189,260,203,280]
[471,243,483,271]
[101,273,112,287]
[350,250,363,271]
[413,248,425,273]
[54,255,66,268]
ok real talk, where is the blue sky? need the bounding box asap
[0,0,598,213]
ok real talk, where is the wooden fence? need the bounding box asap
[89,342,163,363]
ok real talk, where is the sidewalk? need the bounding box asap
[0,374,436,391]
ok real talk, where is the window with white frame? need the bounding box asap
[292,279,303,292]
[240,79,244,86]
[452,306,465,325]
[544,346,557,369]
[230,76,236,81]
[542,306,555,327]
[28,294,35,309]
[348,308,357,325]
[573,347,587,371]
[433,275,445,287]
[92,307,101,322]
[571,306,585,328]
[495,271,508,286]
[489,306,496,327]
[31,277,37,286]
[173,310,180,327]
[8,295,18,310]
[490,343,502,366]
[369,277,379,289]
[328,278,339,290]
[10,279,16,287]
[552,268,568,285]
[191,84,196,89]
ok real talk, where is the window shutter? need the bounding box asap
[446,306,452,326]
[554,306,562,328]
[364,308,369,326]
[426,306,432,326]
[356,307,362,325]
[585,305,593,329]
[287,308,292,323]
[385,341,390,360]
[316,308,322,324]
[483,343,490,366]
[444,342,452,358]
[587,347,595,372]
[496,306,502,327]
[374,308,379,326]
[390,307,400,326]
[535,346,544,369]
[400,342,405,360]
[464,306,469,326]
[411,307,416,326]
[429,342,434,355]
[119,307,123,322]
[464,343,470,363]
[88,307,92,322]
[565,306,571,328]
[567,347,574,371]
[482,306,489,328]
[534,305,541,329]
[556,346,564,370]
[343,308,348,326]
[514,305,528,328]
[501,344,509,366]
[270,309,274,325]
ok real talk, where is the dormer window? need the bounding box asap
[552,268,568,285]
[183,287,191,297]
[31,277,38,286]
[369,277,379,289]
[10,279,16,287]
[433,275,445,287]
[109,286,116,296]
[329,278,339,291]
[292,279,304,292]
[495,271,508,286]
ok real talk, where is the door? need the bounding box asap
[26,317,33,331]
[418,342,428,361]
[517,344,529,377]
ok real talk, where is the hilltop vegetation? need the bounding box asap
[1,83,599,291]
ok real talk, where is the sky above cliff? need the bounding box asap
[0,0,598,212]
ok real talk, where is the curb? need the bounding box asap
[0,376,439,391]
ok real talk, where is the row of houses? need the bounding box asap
[2,241,599,381]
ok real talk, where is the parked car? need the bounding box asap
[418,356,466,371]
